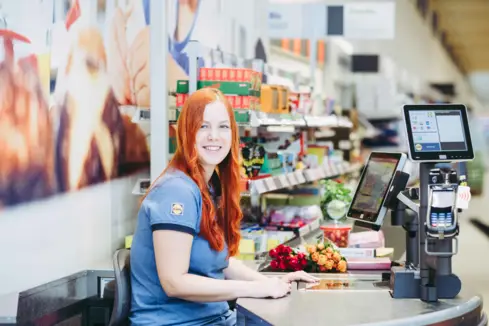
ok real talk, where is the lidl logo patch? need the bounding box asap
[171,203,184,216]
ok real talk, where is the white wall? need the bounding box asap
[0,173,144,296]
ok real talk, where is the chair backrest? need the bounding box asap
[109,249,131,326]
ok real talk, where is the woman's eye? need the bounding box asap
[220,125,230,129]
[200,125,209,129]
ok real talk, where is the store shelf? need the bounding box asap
[252,111,306,127]
[241,110,354,129]
[253,218,324,262]
[304,115,353,128]
[248,161,362,195]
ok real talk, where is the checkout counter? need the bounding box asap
[0,224,486,325]
[1,104,487,325]
[0,244,485,325]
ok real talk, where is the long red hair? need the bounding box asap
[145,88,242,257]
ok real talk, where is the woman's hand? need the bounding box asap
[281,271,319,284]
[252,278,291,299]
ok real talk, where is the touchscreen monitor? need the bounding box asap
[402,104,474,162]
[347,152,407,230]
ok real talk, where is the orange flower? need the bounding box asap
[311,252,319,262]
[318,254,327,266]
[326,252,333,259]
[332,252,342,263]
[326,247,333,254]
[337,260,347,273]
[317,243,325,250]
[324,260,334,270]
[307,245,317,254]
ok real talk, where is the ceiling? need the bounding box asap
[429,0,489,73]
[425,0,489,103]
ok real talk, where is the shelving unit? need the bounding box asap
[247,161,361,195]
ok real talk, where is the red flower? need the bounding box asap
[301,258,308,267]
[276,245,285,255]
[270,260,279,270]
[283,246,292,255]
[279,260,287,270]
[289,257,298,267]
[269,249,278,258]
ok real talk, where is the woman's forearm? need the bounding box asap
[224,258,269,282]
[164,273,257,302]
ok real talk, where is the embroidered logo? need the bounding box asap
[171,203,184,216]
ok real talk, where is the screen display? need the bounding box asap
[350,157,398,215]
[408,110,467,153]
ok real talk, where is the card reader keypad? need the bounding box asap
[430,212,453,228]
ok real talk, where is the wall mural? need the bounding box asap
[0,0,267,210]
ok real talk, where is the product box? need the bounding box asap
[234,110,250,124]
[176,93,189,107]
[176,80,260,97]
[338,248,376,259]
[276,85,290,114]
[199,68,262,91]
[261,85,279,114]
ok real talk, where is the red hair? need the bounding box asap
[145,88,242,257]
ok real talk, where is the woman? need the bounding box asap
[130,88,317,326]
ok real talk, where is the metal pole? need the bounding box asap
[309,38,317,91]
[419,162,437,301]
[150,0,168,182]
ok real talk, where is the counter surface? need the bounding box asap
[237,286,484,326]
[1,261,485,326]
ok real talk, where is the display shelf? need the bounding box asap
[169,107,353,129]
[253,111,306,127]
[304,115,353,128]
[244,218,324,261]
[248,161,361,195]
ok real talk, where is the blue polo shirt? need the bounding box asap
[130,169,230,326]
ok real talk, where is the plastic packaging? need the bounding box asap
[320,222,352,248]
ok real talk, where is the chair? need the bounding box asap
[109,249,131,326]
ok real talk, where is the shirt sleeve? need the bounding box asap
[144,177,201,236]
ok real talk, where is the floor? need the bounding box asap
[452,174,489,314]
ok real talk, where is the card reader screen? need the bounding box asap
[408,110,467,153]
[351,157,398,214]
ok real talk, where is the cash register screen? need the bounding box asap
[403,105,474,162]
[347,152,406,229]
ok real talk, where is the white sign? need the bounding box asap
[279,175,289,188]
[343,2,396,39]
[287,173,297,185]
[268,4,323,39]
[265,178,276,191]
[253,180,267,194]
[268,4,304,38]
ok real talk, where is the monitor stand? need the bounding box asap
[389,163,461,300]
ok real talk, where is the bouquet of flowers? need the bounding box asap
[269,242,347,273]
[269,244,308,272]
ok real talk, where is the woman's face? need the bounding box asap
[195,100,232,169]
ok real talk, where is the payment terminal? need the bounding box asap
[347,104,474,302]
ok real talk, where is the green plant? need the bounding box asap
[319,179,353,219]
